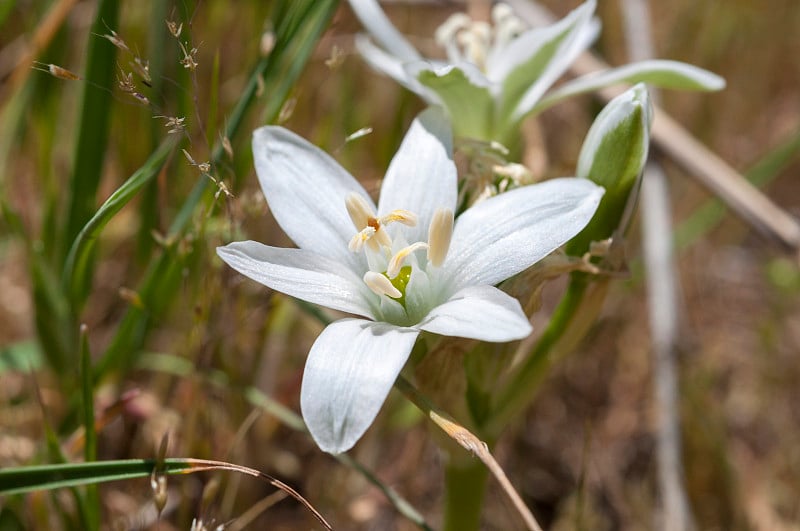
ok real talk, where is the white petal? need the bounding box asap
[444,178,604,288]
[252,126,374,269]
[378,107,457,244]
[347,0,422,61]
[300,318,420,453]
[418,285,532,342]
[534,60,727,113]
[217,241,375,319]
[492,1,599,122]
[355,34,424,96]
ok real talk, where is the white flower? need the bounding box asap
[217,108,603,453]
[348,0,724,143]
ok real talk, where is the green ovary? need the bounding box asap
[386,265,412,307]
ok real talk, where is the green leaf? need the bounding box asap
[79,326,99,531]
[62,138,177,308]
[416,68,494,141]
[534,60,725,114]
[567,83,652,255]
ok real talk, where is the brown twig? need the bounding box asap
[395,375,543,531]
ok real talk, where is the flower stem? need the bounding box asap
[487,274,610,436]
[442,454,489,531]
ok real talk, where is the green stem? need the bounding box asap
[442,455,490,531]
[487,274,609,436]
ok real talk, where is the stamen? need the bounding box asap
[458,22,491,67]
[492,3,525,47]
[363,271,402,298]
[492,162,532,185]
[492,3,514,25]
[435,13,471,47]
[427,208,454,267]
[435,13,471,63]
[435,4,527,69]
[345,192,374,230]
[380,210,418,227]
[387,242,429,278]
[349,226,376,252]
[369,219,392,249]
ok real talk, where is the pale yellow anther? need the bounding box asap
[345,192,374,230]
[387,242,429,278]
[379,210,417,229]
[349,226,376,252]
[492,3,514,24]
[435,13,471,47]
[457,22,491,68]
[427,208,454,267]
[492,4,525,47]
[363,271,402,298]
[345,193,393,252]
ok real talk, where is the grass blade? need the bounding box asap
[60,0,120,258]
[79,325,99,531]
[62,137,177,307]
[0,459,191,495]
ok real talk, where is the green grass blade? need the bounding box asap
[0,459,192,496]
[60,0,120,258]
[62,138,177,307]
[136,0,172,262]
[79,326,99,531]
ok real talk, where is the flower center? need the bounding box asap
[434,3,525,71]
[345,192,454,312]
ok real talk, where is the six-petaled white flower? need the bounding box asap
[217,108,603,453]
[348,0,724,144]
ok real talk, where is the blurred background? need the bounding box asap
[1,0,799,529]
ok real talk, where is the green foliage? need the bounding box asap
[63,138,177,308]
[418,68,494,141]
